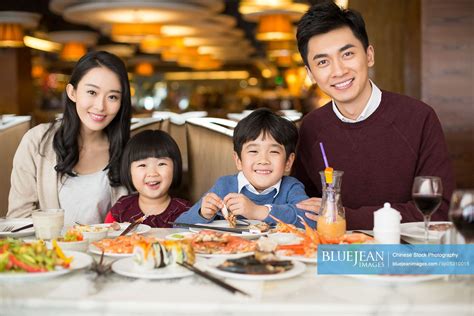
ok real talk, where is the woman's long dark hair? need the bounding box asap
[48,51,131,186]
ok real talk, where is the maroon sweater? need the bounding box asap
[293,91,455,230]
[107,194,191,228]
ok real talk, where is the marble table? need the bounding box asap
[1,229,472,316]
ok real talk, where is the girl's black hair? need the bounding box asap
[233,108,298,159]
[47,51,131,186]
[297,1,369,67]
[120,130,183,193]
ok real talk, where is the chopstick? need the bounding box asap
[169,222,250,234]
[177,262,250,297]
[11,223,34,233]
[119,215,148,237]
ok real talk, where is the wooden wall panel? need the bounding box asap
[421,0,474,188]
[350,0,421,99]
[0,48,34,115]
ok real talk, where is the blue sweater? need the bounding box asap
[176,174,314,228]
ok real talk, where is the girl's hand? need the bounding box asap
[224,193,269,221]
[296,197,322,221]
[200,193,223,220]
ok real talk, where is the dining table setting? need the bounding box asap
[0,214,473,316]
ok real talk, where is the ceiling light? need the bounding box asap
[24,35,62,52]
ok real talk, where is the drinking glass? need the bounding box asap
[32,209,64,240]
[448,190,474,243]
[412,176,443,243]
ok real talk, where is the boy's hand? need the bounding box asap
[200,193,223,220]
[296,197,322,221]
[224,193,270,221]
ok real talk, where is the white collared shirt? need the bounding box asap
[332,80,382,123]
[237,172,281,198]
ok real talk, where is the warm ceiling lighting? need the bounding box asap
[135,62,154,76]
[0,11,40,47]
[257,15,294,41]
[111,23,161,43]
[335,0,349,9]
[165,71,249,81]
[140,36,184,53]
[161,49,180,62]
[61,42,87,61]
[0,23,24,47]
[239,0,307,15]
[24,35,62,52]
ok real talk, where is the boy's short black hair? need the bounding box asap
[297,1,369,67]
[120,130,182,192]
[233,108,298,159]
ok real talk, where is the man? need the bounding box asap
[293,1,455,230]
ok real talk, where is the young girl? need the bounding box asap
[8,51,131,226]
[104,130,191,227]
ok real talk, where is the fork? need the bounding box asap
[0,225,14,232]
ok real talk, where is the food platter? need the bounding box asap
[88,244,134,258]
[0,251,92,281]
[204,259,306,281]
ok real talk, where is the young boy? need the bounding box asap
[176,108,312,228]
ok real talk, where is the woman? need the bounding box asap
[7,51,131,226]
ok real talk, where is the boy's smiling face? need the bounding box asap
[233,132,295,192]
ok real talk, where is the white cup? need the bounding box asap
[32,209,64,240]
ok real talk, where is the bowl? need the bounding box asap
[81,230,108,242]
[53,239,89,252]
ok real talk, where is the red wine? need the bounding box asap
[413,194,442,216]
[451,212,474,243]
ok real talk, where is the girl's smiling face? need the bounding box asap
[130,157,174,201]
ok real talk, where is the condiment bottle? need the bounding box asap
[373,203,402,244]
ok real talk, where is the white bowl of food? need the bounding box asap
[55,239,89,252]
[50,228,89,252]
[73,224,109,242]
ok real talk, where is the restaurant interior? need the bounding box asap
[0,1,473,315]
[0,0,472,208]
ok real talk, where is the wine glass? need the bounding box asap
[448,190,474,243]
[412,176,443,243]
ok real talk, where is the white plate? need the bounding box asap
[348,274,445,284]
[196,251,255,259]
[276,252,317,264]
[165,232,196,241]
[0,250,92,281]
[189,220,269,239]
[204,259,306,281]
[89,223,151,237]
[112,257,193,279]
[88,244,133,258]
[400,221,452,241]
[0,218,35,238]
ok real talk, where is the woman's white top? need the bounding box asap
[58,169,112,227]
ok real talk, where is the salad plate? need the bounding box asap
[0,250,92,281]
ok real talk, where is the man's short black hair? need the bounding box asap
[120,130,182,193]
[297,1,369,67]
[233,108,298,159]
